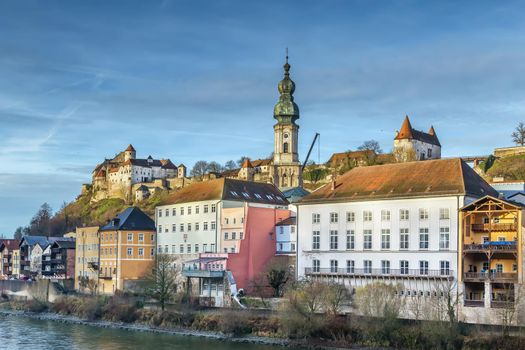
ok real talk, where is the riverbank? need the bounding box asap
[0,309,302,348]
[2,296,524,350]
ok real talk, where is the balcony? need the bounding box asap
[471,223,516,232]
[182,268,225,278]
[305,268,454,279]
[464,299,484,307]
[88,262,99,270]
[463,242,517,253]
[99,275,113,280]
[463,272,518,282]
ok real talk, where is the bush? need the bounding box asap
[101,299,137,323]
[191,313,220,331]
[217,310,253,337]
[76,297,104,321]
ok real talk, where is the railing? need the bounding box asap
[463,242,517,252]
[464,299,484,307]
[464,272,518,282]
[491,300,514,309]
[471,223,516,232]
[305,267,454,278]
[182,268,225,278]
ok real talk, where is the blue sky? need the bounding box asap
[1,0,525,235]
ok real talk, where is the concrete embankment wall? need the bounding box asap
[0,280,73,302]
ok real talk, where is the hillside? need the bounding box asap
[475,154,525,182]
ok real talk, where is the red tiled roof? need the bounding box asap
[394,116,440,146]
[300,158,498,204]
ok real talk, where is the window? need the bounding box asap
[158,225,162,233]
[138,248,144,256]
[138,233,144,242]
[330,212,338,223]
[187,223,192,232]
[211,221,216,230]
[346,260,355,274]
[180,207,184,215]
[363,230,372,250]
[225,218,229,224]
[419,261,429,275]
[400,228,409,250]
[381,229,390,250]
[195,206,199,214]
[171,245,176,253]
[165,209,169,216]
[127,233,133,242]
[439,227,450,250]
[195,223,200,231]
[364,260,372,274]
[187,206,192,215]
[127,248,132,256]
[186,244,191,253]
[179,224,184,232]
[419,228,429,249]
[224,232,229,240]
[240,232,244,239]
[172,208,176,216]
[195,244,199,253]
[230,247,235,253]
[172,224,176,232]
[232,232,237,240]
[381,260,390,274]
[204,222,208,230]
[164,245,168,253]
[312,231,320,250]
[496,264,503,273]
[330,260,338,273]
[283,142,289,153]
[427,148,432,158]
[346,230,355,250]
[363,211,372,221]
[158,209,162,217]
[210,244,215,252]
[291,243,295,251]
[419,208,428,220]
[312,259,320,273]
[381,210,391,221]
[346,211,355,222]
[179,244,184,253]
[440,261,450,275]
[400,209,409,220]
[204,205,209,213]
[211,204,216,213]
[330,230,338,250]
[400,260,409,275]
[440,208,450,220]
[312,213,320,224]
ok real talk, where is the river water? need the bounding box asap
[0,315,290,350]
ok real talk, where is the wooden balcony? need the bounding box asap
[471,223,516,232]
[463,242,517,253]
[463,272,517,282]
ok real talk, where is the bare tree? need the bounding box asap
[512,122,525,146]
[207,161,223,173]
[146,254,178,311]
[265,257,293,297]
[496,283,522,336]
[190,160,209,178]
[79,276,98,295]
[236,156,250,167]
[353,282,404,318]
[357,140,383,154]
[322,280,351,315]
[224,160,237,170]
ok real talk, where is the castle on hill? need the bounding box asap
[87,144,188,202]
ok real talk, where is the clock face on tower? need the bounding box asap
[283,133,289,139]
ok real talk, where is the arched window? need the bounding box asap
[283,142,289,153]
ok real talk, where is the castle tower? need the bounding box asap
[272,54,302,189]
[238,159,254,181]
[124,144,136,162]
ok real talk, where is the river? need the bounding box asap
[0,314,293,350]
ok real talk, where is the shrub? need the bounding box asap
[217,310,253,337]
[101,299,137,323]
[191,313,219,331]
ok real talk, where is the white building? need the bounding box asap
[393,115,441,162]
[276,216,297,255]
[297,158,498,297]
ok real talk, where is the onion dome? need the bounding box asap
[273,52,299,124]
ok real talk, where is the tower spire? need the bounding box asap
[274,50,299,124]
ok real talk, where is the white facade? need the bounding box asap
[276,219,297,255]
[156,200,221,256]
[394,138,441,161]
[297,195,474,293]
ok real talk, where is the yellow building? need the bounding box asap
[460,196,523,309]
[74,226,100,292]
[98,207,156,294]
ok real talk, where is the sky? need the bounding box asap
[1,0,525,235]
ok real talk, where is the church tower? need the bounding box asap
[272,54,302,189]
